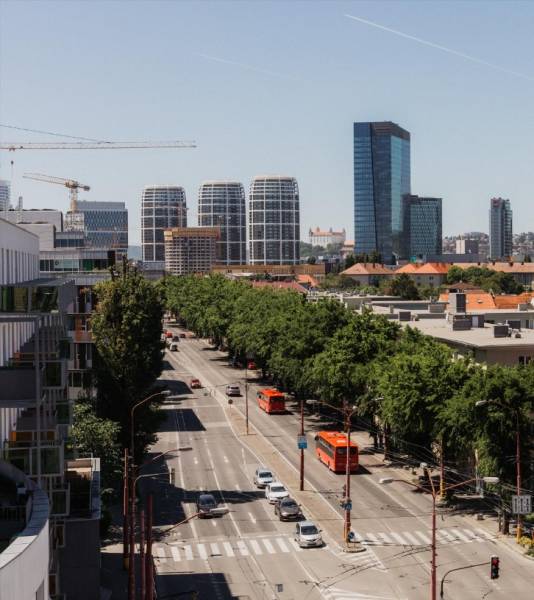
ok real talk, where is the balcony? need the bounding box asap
[0,367,43,409]
[66,458,101,520]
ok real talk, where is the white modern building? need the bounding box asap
[0,180,10,212]
[142,185,187,268]
[198,181,246,264]
[248,176,300,265]
[4,208,63,231]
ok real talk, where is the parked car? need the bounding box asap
[172,335,180,342]
[226,384,241,397]
[169,342,178,352]
[247,360,257,370]
[196,493,218,518]
[179,332,186,339]
[274,497,302,521]
[190,378,202,389]
[253,467,274,488]
[265,482,289,504]
[165,331,173,339]
[294,521,323,548]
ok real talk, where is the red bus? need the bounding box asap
[257,389,285,414]
[315,431,359,473]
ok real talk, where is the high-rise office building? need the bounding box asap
[164,227,219,275]
[402,195,442,259]
[142,186,187,266]
[248,176,300,265]
[489,197,513,259]
[353,122,411,262]
[198,181,246,264]
[66,201,128,252]
[0,179,10,211]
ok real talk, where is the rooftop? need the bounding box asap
[341,263,394,276]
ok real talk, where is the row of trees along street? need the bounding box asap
[164,274,534,539]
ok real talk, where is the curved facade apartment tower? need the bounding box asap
[141,185,187,265]
[198,181,246,264]
[248,176,300,265]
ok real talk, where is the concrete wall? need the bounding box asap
[0,487,49,600]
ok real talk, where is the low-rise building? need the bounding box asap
[164,227,220,275]
[340,263,395,286]
[395,262,450,286]
[212,262,326,281]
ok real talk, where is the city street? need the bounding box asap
[147,331,534,600]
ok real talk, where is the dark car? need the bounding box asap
[274,497,302,521]
[196,493,218,518]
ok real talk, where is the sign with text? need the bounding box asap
[297,435,307,449]
[512,494,532,515]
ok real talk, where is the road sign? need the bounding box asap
[345,502,352,511]
[512,494,532,514]
[297,435,307,449]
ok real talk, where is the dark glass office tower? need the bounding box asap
[489,197,513,259]
[402,195,442,259]
[353,122,411,263]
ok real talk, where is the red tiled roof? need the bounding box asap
[341,263,394,276]
[494,292,534,309]
[296,274,320,287]
[439,291,497,310]
[251,280,308,294]
[397,262,449,275]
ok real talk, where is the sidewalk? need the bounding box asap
[100,506,128,600]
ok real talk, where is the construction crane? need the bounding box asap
[23,172,90,212]
[1,140,196,151]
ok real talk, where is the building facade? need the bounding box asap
[308,227,346,247]
[455,238,479,255]
[402,195,442,259]
[353,122,411,263]
[68,200,128,252]
[142,186,187,268]
[248,176,300,265]
[164,227,219,275]
[0,180,10,212]
[489,197,513,259]
[4,208,63,231]
[198,181,246,264]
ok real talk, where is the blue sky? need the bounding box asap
[1,0,534,245]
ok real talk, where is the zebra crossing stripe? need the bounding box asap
[275,538,290,553]
[197,543,208,559]
[438,529,457,543]
[210,542,221,556]
[450,529,472,543]
[155,545,167,563]
[389,532,408,545]
[366,533,380,544]
[237,540,249,556]
[170,546,181,562]
[250,539,263,555]
[377,532,393,544]
[400,532,421,545]
[413,531,432,544]
[222,542,234,557]
[461,528,479,541]
[475,528,493,540]
[435,530,451,544]
[184,545,194,560]
[262,539,276,554]
[288,537,303,552]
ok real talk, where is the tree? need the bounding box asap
[344,254,356,269]
[307,256,317,265]
[71,402,122,492]
[386,274,420,300]
[92,263,164,456]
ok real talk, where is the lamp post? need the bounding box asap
[380,473,499,600]
[299,398,304,491]
[475,399,522,542]
[130,390,171,462]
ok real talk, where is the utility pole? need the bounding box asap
[245,362,249,435]
[344,403,352,543]
[140,509,146,600]
[146,495,154,600]
[128,462,136,600]
[516,411,522,542]
[299,398,304,491]
[123,448,130,569]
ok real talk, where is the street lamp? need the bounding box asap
[475,399,522,542]
[380,473,499,600]
[130,389,171,461]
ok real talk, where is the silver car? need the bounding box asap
[294,521,323,548]
[265,482,289,504]
[253,467,274,488]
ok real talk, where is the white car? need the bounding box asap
[265,482,289,504]
[294,521,323,548]
[253,467,274,488]
[226,384,241,396]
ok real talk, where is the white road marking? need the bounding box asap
[210,542,221,555]
[237,540,249,556]
[461,528,478,540]
[262,538,276,554]
[377,532,393,544]
[248,512,257,524]
[184,545,194,560]
[197,543,208,559]
[414,530,432,544]
[275,537,290,553]
[288,537,303,552]
[155,545,167,563]
[211,519,217,527]
[234,483,240,491]
[223,455,229,463]
[223,541,235,557]
[193,457,199,465]
[451,529,473,543]
[389,532,408,545]
[366,533,380,544]
[170,546,181,562]
[400,532,421,545]
[249,539,263,555]
[475,528,494,540]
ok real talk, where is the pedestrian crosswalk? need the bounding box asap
[321,587,402,600]
[350,526,494,547]
[153,535,305,563]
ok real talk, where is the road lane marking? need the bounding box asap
[234,483,240,491]
[155,545,167,563]
[237,540,249,556]
[377,532,393,544]
[223,542,234,557]
[288,537,303,552]
[211,520,217,527]
[184,545,194,560]
[250,539,263,555]
[170,546,181,562]
[366,533,380,544]
[223,455,229,463]
[413,531,432,544]
[475,528,494,540]
[210,542,221,556]
[389,532,408,545]
[262,538,276,554]
[400,532,421,545]
[248,512,257,524]
[197,543,208,559]
[194,457,199,465]
[451,529,472,543]
[275,538,290,553]
[461,528,479,540]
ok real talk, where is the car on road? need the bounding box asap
[190,378,202,389]
[274,497,302,521]
[169,342,178,352]
[226,384,241,396]
[172,335,180,342]
[247,360,257,370]
[165,331,173,339]
[253,467,274,488]
[265,482,289,504]
[294,521,323,548]
[179,332,186,339]
[196,493,218,518]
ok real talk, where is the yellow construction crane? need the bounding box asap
[1,140,196,151]
[23,172,90,212]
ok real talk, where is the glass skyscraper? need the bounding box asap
[353,122,411,262]
[73,200,128,252]
[489,197,513,259]
[402,195,442,259]
[198,181,246,264]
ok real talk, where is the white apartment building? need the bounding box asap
[164,227,219,275]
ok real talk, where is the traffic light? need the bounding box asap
[490,555,500,579]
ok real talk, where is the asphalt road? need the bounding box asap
[148,331,534,600]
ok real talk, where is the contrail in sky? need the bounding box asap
[194,52,297,81]
[345,13,534,82]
